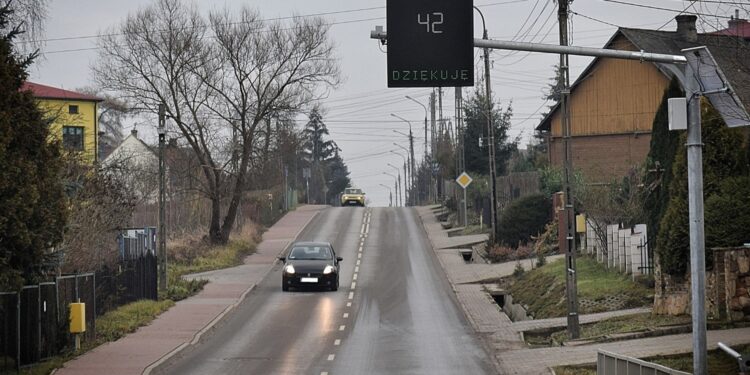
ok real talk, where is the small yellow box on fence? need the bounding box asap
[576,214,586,233]
[69,303,86,333]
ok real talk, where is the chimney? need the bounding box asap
[727,9,747,31]
[131,128,138,138]
[676,15,698,42]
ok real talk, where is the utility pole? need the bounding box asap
[475,7,499,244]
[409,130,416,206]
[405,95,429,204]
[430,91,437,203]
[157,104,167,293]
[455,87,465,225]
[557,0,580,339]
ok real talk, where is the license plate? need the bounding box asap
[300,277,318,283]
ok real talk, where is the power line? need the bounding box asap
[601,0,733,19]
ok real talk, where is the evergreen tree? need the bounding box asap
[656,102,749,276]
[301,107,350,204]
[327,149,351,204]
[0,4,66,289]
[642,78,683,244]
[462,87,518,177]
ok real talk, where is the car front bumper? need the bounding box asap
[283,272,337,288]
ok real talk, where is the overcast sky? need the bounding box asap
[28,0,745,206]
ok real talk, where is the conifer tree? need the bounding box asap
[0,4,66,289]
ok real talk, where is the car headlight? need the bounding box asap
[323,265,334,275]
[284,264,295,274]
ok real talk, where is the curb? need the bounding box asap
[142,208,323,375]
[414,207,504,375]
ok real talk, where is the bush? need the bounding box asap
[498,193,552,248]
[705,176,750,248]
[656,103,749,276]
[487,244,533,263]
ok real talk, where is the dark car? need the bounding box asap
[278,241,342,291]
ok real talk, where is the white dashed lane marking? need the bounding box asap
[339,325,346,331]
[348,292,354,300]
[334,339,341,346]
[343,313,349,318]
[327,354,335,361]
[346,302,352,307]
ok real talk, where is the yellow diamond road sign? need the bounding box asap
[456,172,473,189]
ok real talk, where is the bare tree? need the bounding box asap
[94,0,339,244]
[2,0,48,54]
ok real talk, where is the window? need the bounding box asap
[63,126,84,151]
[68,105,79,114]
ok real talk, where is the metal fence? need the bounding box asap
[597,350,690,375]
[0,273,95,372]
[0,228,159,371]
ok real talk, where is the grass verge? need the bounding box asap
[555,344,750,375]
[526,313,690,346]
[508,256,652,319]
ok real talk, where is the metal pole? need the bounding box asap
[557,0,580,339]
[158,104,167,293]
[371,30,686,65]
[686,73,707,374]
[464,187,468,228]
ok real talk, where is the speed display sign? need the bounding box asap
[386,0,474,87]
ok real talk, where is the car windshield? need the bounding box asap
[345,189,362,194]
[288,245,333,260]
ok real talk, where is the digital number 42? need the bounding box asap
[417,12,443,34]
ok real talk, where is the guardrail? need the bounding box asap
[717,342,749,375]
[597,350,690,375]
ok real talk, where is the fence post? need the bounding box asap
[37,286,41,363]
[92,274,97,340]
[16,293,20,372]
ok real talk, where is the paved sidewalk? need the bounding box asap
[55,205,325,375]
[416,206,750,374]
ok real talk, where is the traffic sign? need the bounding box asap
[455,172,473,189]
[386,0,473,87]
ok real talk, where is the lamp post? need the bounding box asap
[387,163,406,207]
[405,95,433,204]
[390,150,409,204]
[383,171,400,207]
[379,183,393,207]
[157,104,167,292]
[391,113,417,205]
[393,141,413,206]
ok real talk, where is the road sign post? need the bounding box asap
[456,172,473,228]
[386,0,473,87]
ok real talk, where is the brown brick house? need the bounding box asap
[536,15,750,183]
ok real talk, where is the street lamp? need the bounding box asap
[405,95,432,203]
[378,183,393,207]
[390,150,409,202]
[391,114,417,205]
[387,163,405,207]
[392,142,412,205]
[383,171,400,207]
[405,95,428,156]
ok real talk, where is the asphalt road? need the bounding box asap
[156,207,494,375]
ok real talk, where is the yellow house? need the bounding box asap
[22,82,103,163]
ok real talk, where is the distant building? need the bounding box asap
[22,82,103,164]
[536,15,750,183]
